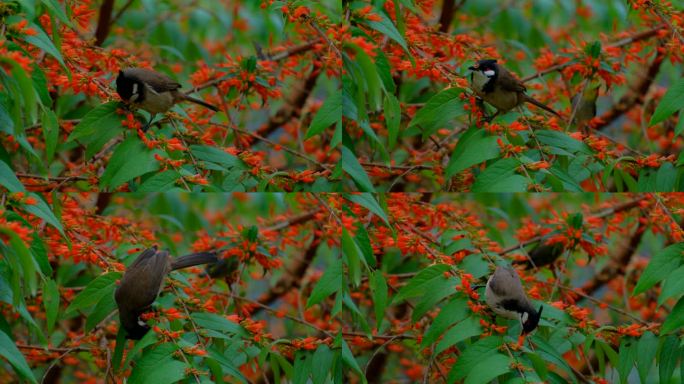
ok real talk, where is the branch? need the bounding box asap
[253,235,319,313]
[503,196,647,256]
[255,66,320,138]
[521,24,666,83]
[94,0,115,46]
[579,219,647,296]
[593,40,666,131]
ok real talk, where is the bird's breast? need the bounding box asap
[136,87,175,114]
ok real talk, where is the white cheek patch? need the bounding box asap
[521,312,529,324]
[130,83,139,101]
[137,318,146,327]
[484,70,496,77]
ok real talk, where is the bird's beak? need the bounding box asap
[468,66,477,71]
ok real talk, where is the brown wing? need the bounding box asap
[125,68,182,93]
[495,64,526,93]
[115,247,170,309]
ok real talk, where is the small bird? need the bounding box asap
[570,81,600,133]
[518,240,565,270]
[485,264,543,334]
[468,59,560,121]
[115,246,218,339]
[115,68,219,131]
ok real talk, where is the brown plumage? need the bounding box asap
[485,264,543,334]
[115,246,218,339]
[115,68,218,130]
[469,59,560,120]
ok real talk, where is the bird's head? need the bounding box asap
[468,59,499,78]
[520,305,543,334]
[115,69,142,103]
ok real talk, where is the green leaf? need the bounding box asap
[23,193,64,236]
[191,145,244,170]
[659,264,684,305]
[471,157,528,192]
[23,24,65,68]
[206,345,248,383]
[412,275,457,322]
[421,297,468,348]
[5,60,37,120]
[0,330,37,383]
[535,129,592,154]
[341,228,362,286]
[306,90,342,139]
[128,343,186,384]
[435,316,482,355]
[307,257,342,307]
[43,279,59,334]
[341,146,374,192]
[66,102,123,144]
[661,296,684,334]
[617,338,637,384]
[66,272,121,315]
[636,331,658,383]
[86,290,117,332]
[408,88,465,137]
[344,193,389,226]
[650,78,684,126]
[340,337,365,381]
[384,93,401,149]
[0,229,36,298]
[659,335,679,383]
[0,160,25,192]
[465,353,511,384]
[448,336,501,381]
[353,223,374,267]
[137,170,181,192]
[366,9,409,54]
[191,312,246,335]
[41,0,74,27]
[633,243,684,296]
[311,345,334,384]
[370,271,387,328]
[446,127,500,177]
[655,162,676,192]
[100,136,160,190]
[41,109,59,163]
[395,264,451,302]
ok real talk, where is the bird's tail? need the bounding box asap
[523,94,560,117]
[171,251,218,270]
[181,94,219,112]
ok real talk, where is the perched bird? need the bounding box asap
[468,59,560,121]
[115,246,218,339]
[518,240,565,270]
[485,264,543,334]
[570,81,600,133]
[115,68,219,131]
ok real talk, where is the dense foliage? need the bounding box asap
[342,0,684,191]
[0,0,340,192]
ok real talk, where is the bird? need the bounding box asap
[115,246,218,340]
[468,59,560,121]
[115,68,219,131]
[485,264,543,334]
[517,240,565,270]
[570,81,600,133]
